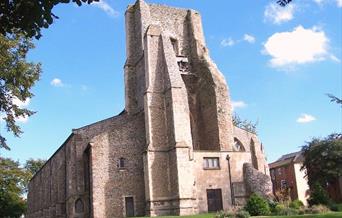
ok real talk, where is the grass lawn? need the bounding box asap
[259,212,342,218]
[144,211,342,218]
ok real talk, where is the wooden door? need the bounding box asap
[125,197,134,217]
[207,189,223,212]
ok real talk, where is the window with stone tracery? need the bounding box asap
[75,198,84,213]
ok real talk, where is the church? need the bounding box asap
[27,1,272,217]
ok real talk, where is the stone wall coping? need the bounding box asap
[29,133,73,182]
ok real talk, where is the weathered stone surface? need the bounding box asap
[243,163,273,200]
[26,1,271,217]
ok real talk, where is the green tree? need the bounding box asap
[0,0,99,39]
[301,134,342,188]
[232,113,258,134]
[308,182,331,206]
[0,157,44,216]
[0,157,28,217]
[24,158,46,176]
[0,33,41,150]
[22,158,46,193]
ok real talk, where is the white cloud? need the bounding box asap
[243,34,256,43]
[221,35,256,47]
[232,101,247,111]
[263,26,333,68]
[0,97,31,124]
[337,0,342,7]
[13,97,31,123]
[92,0,119,18]
[313,0,325,4]
[330,55,341,63]
[0,113,5,123]
[313,0,342,7]
[51,78,64,87]
[221,38,235,47]
[264,3,295,24]
[16,115,29,123]
[12,97,30,109]
[81,85,88,91]
[297,113,316,123]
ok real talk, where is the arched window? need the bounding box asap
[233,138,245,151]
[75,198,84,213]
[118,157,125,168]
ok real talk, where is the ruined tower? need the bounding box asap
[124,0,235,215]
[26,1,271,217]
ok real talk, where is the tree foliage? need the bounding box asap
[0,157,45,217]
[24,158,46,176]
[277,0,293,7]
[0,157,27,217]
[0,0,99,39]
[327,94,342,105]
[0,33,41,150]
[301,134,342,188]
[232,113,258,134]
[308,182,331,206]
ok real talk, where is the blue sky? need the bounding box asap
[0,0,341,163]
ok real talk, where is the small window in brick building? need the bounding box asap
[277,167,282,175]
[118,157,125,168]
[281,180,288,190]
[203,157,220,169]
[270,169,275,180]
[75,198,84,213]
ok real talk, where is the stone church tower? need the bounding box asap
[27,1,272,217]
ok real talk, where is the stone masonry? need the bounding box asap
[26,1,272,217]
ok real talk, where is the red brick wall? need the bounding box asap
[270,163,298,201]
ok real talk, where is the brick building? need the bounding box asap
[27,1,272,217]
[270,151,342,205]
[269,152,310,205]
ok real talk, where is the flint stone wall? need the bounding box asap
[243,163,273,199]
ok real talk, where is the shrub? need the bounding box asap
[214,211,234,218]
[271,203,299,216]
[235,210,250,218]
[278,207,299,216]
[308,204,330,214]
[298,208,305,215]
[275,187,291,205]
[268,200,278,213]
[289,199,304,209]
[244,193,270,216]
[215,211,227,218]
[215,210,250,218]
[308,182,330,206]
[329,203,342,211]
[287,208,300,215]
[273,204,285,215]
[214,211,224,218]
